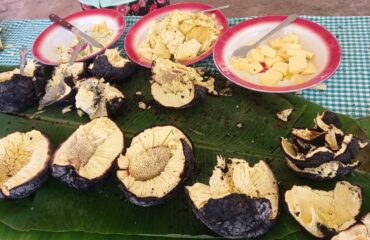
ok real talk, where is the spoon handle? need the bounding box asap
[19,47,28,75]
[250,14,299,49]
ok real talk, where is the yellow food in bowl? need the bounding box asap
[231,33,316,87]
[138,10,222,63]
[56,21,114,62]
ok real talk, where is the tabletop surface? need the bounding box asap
[0,16,370,118]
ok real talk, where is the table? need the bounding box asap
[1,16,370,118]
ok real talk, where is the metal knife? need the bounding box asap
[49,14,104,49]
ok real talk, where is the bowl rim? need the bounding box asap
[32,8,126,66]
[124,2,229,68]
[213,15,341,93]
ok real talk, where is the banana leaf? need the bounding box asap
[0,67,369,239]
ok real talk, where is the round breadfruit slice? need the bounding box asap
[150,58,213,109]
[285,181,362,238]
[75,78,125,119]
[0,60,46,113]
[291,128,326,146]
[280,138,334,168]
[51,117,124,190]
[89,48,136,83]
[0,130,52,199]
[332,213,370,240]
[117,125,194,207]
[185,156,279,239]
[286,158,359,181]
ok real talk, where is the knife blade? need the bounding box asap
[49,14,104,49]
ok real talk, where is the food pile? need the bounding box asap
[281,111,367,180]
[0,48,136,120]
[138,10,221,62]
[56,21,114,62]
[231,32,316,86]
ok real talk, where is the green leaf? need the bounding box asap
[0,68,369,239]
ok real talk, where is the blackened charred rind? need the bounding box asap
[78,62,90,80]
[51,164,111,190]
[1,168,49,199]
[319,224,337,239]
[32,66,49,98]
[177,85,207,109]
[189,193,274,239]
[106,97,126,117]
[315,111,343,132]
[280,138,334,168]
[151,83,207,109]
[0,74,37,112]
[118,139,194,207]
[335,136,361,163]
[293,138,313,153]
[300,147,335,168]
[321,111,342,129]
[90,55,137,83]
[286,159,359,181]
[292,128,326,146]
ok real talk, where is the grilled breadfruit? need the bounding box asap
[75,77,125,119]
[150,58,215,109]
[285,181,362,238]
[186,156,279,239]
[89,48,136,83]
[0,60,47,112]
[51,117,124,190]
[0,130,52,199]
[117,125,194,207]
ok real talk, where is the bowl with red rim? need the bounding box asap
[32,9,126,65]
[213,16,341,93]
[124,2,229,68]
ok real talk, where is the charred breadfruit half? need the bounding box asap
[285,181,362,238]
[75,77,125,119]
[0,60,46,112]
[332,213,370,240]
[150,58,216,109]
[51,117,124,190]
[38,63,86,109]
[0,130,52,199]
[280,111,367,180]
[89,48,136,83]
[185,156,279,239]
[117,125,194,207]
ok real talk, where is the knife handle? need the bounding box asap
[49,14,73,31]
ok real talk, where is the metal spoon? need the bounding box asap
[232,14,299,58]
[19,47,28,75]
[156,5,230,22]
